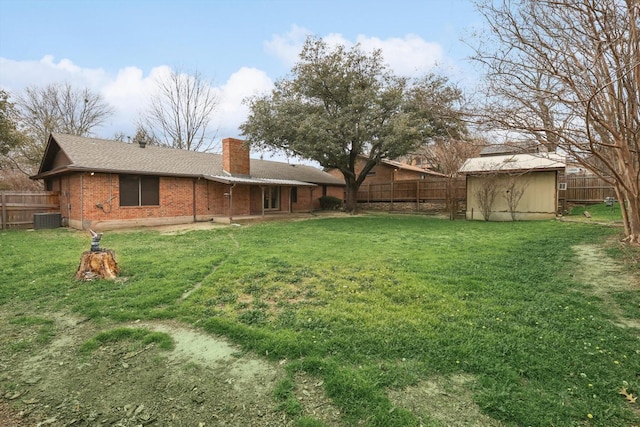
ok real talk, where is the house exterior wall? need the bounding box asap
[321,185,345,204]
[49,172,340,230]
[465,170,558,221]
[54,173,231,229]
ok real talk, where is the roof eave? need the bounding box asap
[31,165,204,180]
[461,166,565,175]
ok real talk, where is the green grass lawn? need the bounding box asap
[1,215,638,426]
[569,202,624,222]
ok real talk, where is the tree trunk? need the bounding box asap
[76,250,119,281]
[622,191,640,245]
[344,183,359,213]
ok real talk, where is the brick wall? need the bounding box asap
[222,138,250,175]
[64,173,228,229]
[60,172,344,229]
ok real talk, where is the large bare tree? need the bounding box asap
[471,0,640,243]
[140,69,219,151]
[12,82,113,175]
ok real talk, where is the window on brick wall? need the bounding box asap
[119,174,160,206]
[291,187,298,203]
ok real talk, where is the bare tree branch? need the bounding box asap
[140,69,219,151]
[471,0,640,243]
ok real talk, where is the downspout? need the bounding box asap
[288,187,292,213]
[261,187,265,217]
[229,183,235,222]
[193,178,197,223]
[80,173,84,229]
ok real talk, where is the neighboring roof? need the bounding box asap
[480,142,547,157]
[459,153,566,174]
[32,133,344,186]
[381,159,445,176]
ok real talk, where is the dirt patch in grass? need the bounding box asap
[388,374,506,427]
[0,313,340,426]
[572,243,640,330]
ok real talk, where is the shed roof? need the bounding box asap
[479,142,547,157]
[459,153,565,174]
[32,133,344,186]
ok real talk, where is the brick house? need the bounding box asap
[327,157,444,185]
[31,133,344,230]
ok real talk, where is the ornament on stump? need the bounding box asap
[76,229,119,281]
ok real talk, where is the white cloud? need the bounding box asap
[356,34,444,76]
[264,24,312,67]
[264,27,445,77]
[0,56,109,93]
[99,66,168,136]
[212,67,273,140]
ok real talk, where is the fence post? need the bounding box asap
[390,181,394,211]
[1,191,6,230]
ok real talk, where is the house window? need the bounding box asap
[291,187,298,203]
[264,187,280,210]
[119,174,159,206]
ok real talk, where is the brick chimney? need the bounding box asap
[222,138,250,175]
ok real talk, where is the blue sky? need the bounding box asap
[0,0,484,153]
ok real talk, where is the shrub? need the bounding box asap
[319,196,342,210]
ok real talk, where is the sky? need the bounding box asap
[0,0,485,158]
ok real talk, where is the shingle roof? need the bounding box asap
[33,133,344,186]
[382,159,445,176]
[459,153,565,174]
[479,142,547,157]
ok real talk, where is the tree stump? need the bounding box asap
[76,249,119,281]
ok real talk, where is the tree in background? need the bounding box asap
[0,90,24,159]
[241,36,466,212]
[404,74,474,218]
[12,82,113,175]
[139,69,219,152]
[471,0,640,243]
[0,90,39,190]
[413,137,481,219]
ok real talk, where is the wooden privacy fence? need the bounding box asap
[357,178,466,204]
[356,175,615,208]
[562,175,616,204]
[0,191,60,229]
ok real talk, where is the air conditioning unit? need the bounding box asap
[33,212,62,229]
